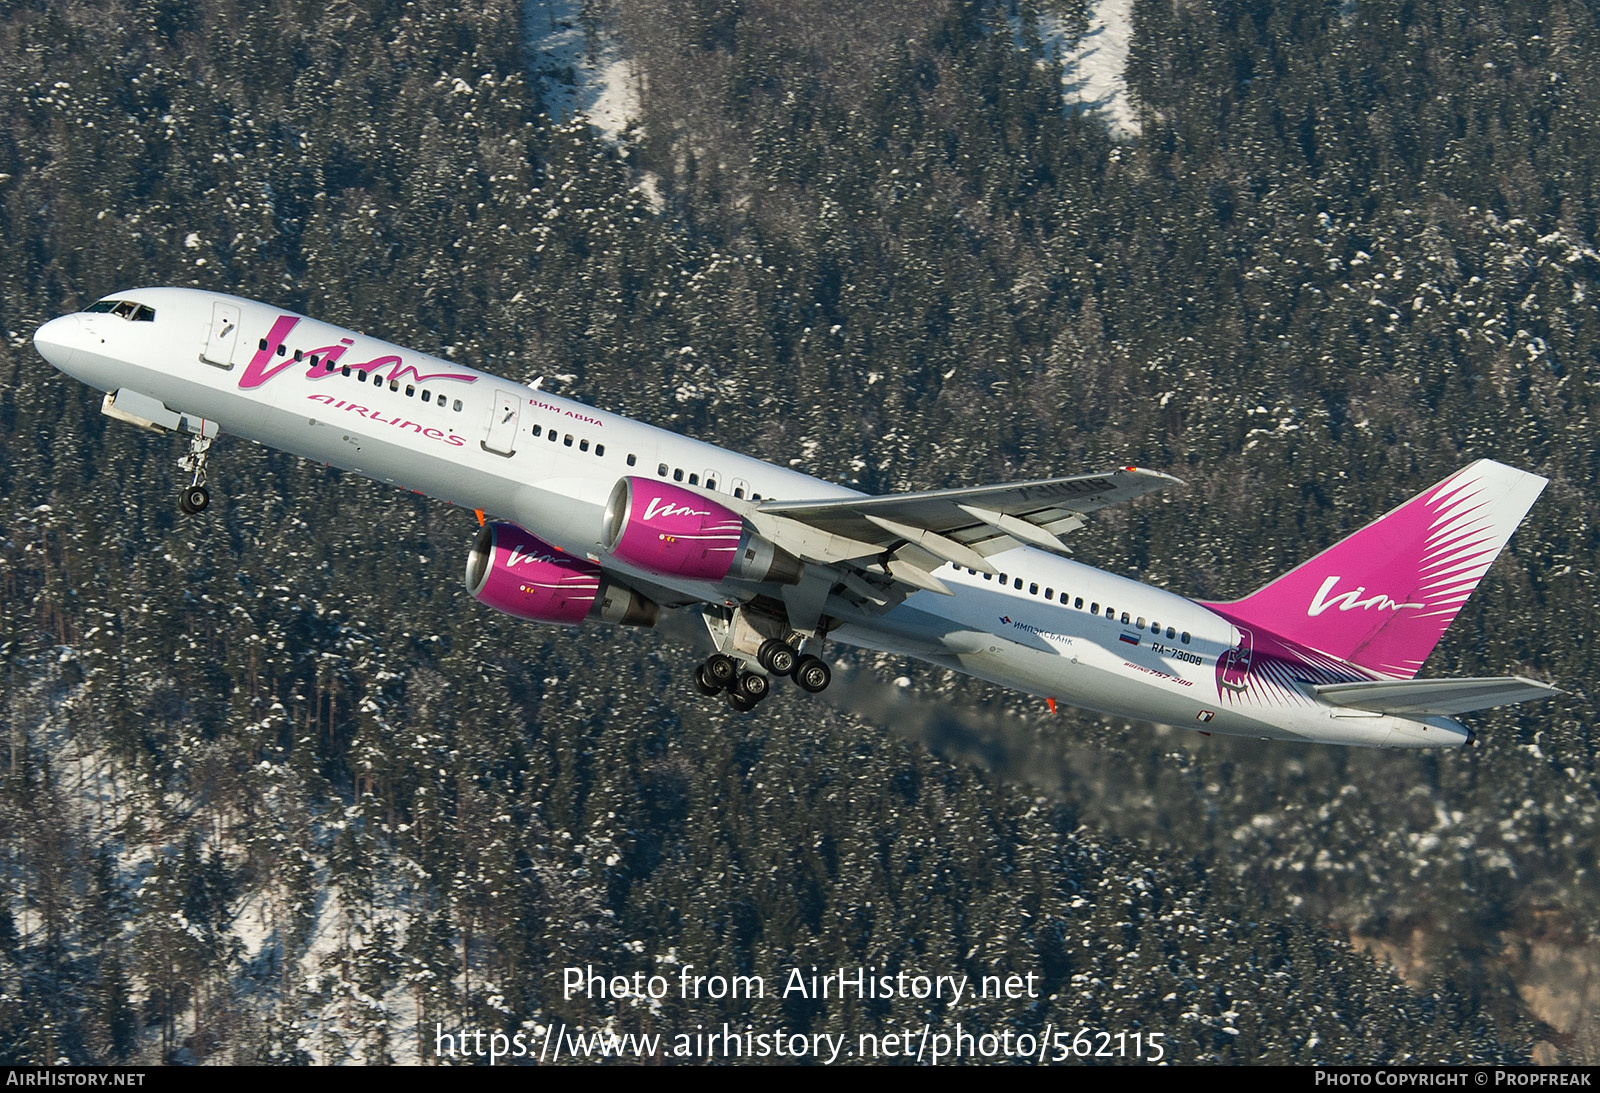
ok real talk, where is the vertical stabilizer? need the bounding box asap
[1202,460,1547,678]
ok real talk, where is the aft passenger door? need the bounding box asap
[201,302,241,368]
[483,389,522,456]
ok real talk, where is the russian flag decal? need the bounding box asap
[1119,632,1140,645]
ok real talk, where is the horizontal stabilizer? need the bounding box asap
[1313,675,1562,716]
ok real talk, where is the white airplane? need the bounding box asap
[32,288,1561,748]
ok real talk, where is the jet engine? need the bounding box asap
[602,478,803,585]
[466,522,657,627]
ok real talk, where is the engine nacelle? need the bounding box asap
[602,477,803,585]
[465,523,657,627]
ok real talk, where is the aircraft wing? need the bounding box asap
[746,466,1182,599]
[1313,675,1563,716]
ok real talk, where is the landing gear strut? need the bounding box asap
[177,434,214,514]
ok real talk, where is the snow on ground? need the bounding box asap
[524,0,640,141]
[1042,0,1141,139]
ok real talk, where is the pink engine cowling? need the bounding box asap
[465,523,656,627]
[602,478,803,585]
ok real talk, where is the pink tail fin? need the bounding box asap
[1201,460,1547,678]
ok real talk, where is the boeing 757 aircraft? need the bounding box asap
[32,288,1560,748]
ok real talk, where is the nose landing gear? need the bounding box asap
[177,434,214,514]
[178,484,211,515]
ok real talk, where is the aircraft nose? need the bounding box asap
[32,314,79,369]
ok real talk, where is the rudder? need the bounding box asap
[1201,460,1547,678]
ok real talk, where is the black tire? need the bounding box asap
[694,664,721,696]
[178,492,195,515]
[183,485,210,513]
[727,691,756,713]
[736,672,769,701]
[704,653,737,687]
[793,655,831,694]
[758,639,798,676]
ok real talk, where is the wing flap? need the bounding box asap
[740,466,1181,604]
[758,467,1180,553]
[1313,675,1562,716]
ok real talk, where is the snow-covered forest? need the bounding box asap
[0,0,1597,1064]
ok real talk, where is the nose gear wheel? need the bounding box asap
[177,434,215,514]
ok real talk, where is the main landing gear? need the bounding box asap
[690,640,832,713]
[690,605,834,713]
[177,434,215,514]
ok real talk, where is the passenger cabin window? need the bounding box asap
[1075,597,1084,609]
[1181,632,1191,644]
[453,399,463,411]
[673,469,684,482]
[1121,612,1130,624]
[707,479,717,491]
[688,473,699,485]
[627,454,637,467]
[580,439,589,452]
[734,488,744,498]
[658,463,669,477]
[1090,602,1099,613]
[1166,626,1176,639]
[1029,582,1038,595]
[532,425,542,437]
[1105,607,1114,619]
[1045,588,1053,600]
[564,435,573,447]
[596,444,605,457]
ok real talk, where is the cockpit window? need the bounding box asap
[85,299,155,321]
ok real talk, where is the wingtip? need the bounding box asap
[1120,466,1186,487]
